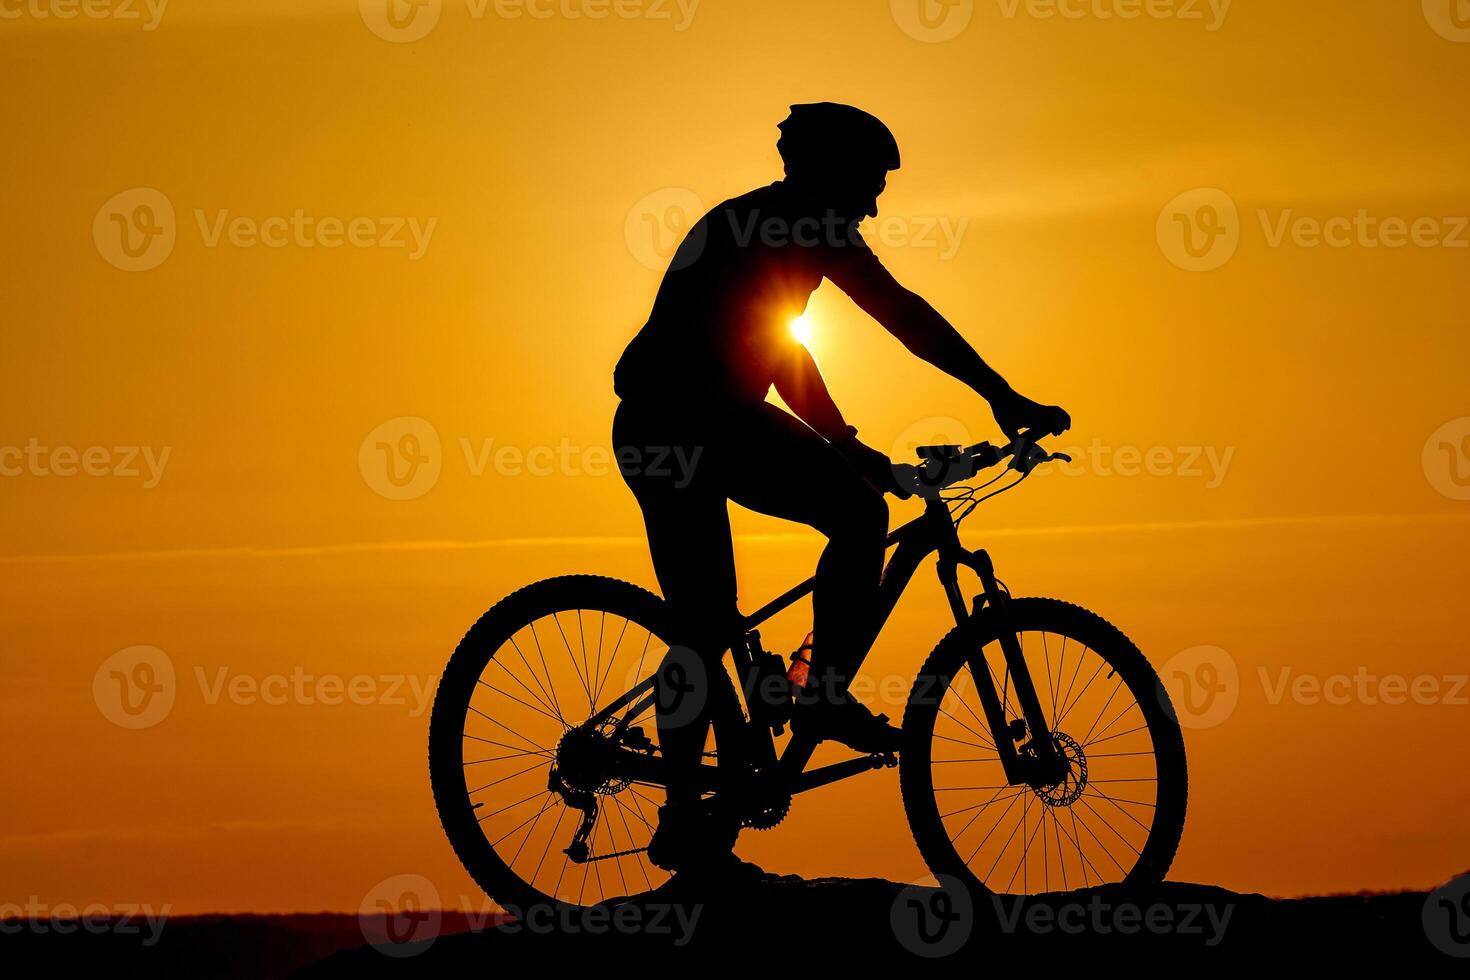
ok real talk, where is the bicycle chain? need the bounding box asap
[580,844,649,862]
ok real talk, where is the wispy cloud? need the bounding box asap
[3,512,1464,565]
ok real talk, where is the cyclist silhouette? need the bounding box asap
[612,102,1070,873]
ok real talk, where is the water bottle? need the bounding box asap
[787,631,814,690]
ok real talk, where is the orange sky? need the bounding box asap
[2,0,1468,913]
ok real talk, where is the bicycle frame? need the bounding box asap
[585,493,1065,806]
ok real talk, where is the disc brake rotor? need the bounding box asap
[1033,731,1088,807]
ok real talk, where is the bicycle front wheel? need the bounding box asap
[900,598,1188,896]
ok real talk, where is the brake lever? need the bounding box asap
[1010,446,1072,475]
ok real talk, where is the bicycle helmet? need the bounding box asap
[777,102,901,178]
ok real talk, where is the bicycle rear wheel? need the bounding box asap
[900,598,1187,895]
[428,575,739,913]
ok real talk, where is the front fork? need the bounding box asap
[936,532,1065,788]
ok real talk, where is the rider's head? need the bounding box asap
[777,102,900,222]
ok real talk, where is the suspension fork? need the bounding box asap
[930,504,1063,786]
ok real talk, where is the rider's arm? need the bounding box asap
[774,340,909,496]
[825,239,1013,402]
[772,341,851,441]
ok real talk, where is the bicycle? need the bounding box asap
[428,428,1188,912]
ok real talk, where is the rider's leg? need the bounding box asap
[614,401,749,871]
[612,400,739,807]
[643,498,738,808]
[720,404,889,697]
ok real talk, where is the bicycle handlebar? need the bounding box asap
[898,427,1072,499]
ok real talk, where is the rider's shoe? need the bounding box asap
[647,801,740,874]
[790,691,902,753]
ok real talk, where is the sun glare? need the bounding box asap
[790,314,813,345]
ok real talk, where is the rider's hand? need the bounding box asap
[989,386,1072,442]
[832,431,912,500]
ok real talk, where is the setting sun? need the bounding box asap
[790,313,814,345]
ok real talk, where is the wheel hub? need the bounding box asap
[553,722,630,796]
[1032,731,1088,806]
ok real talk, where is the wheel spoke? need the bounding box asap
[935,704,997,751]
[491,643,561,722]
[467,759,548,796]
[531,804,569,885]
[524,623,566,723]
[476,679,566,729]
[466,704,549,754]
[1079,675,1126,746]
[1054,658,1106,730]
[551,611,594,711]
[1086,786,1154,835]
[1077,795,1143,859]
